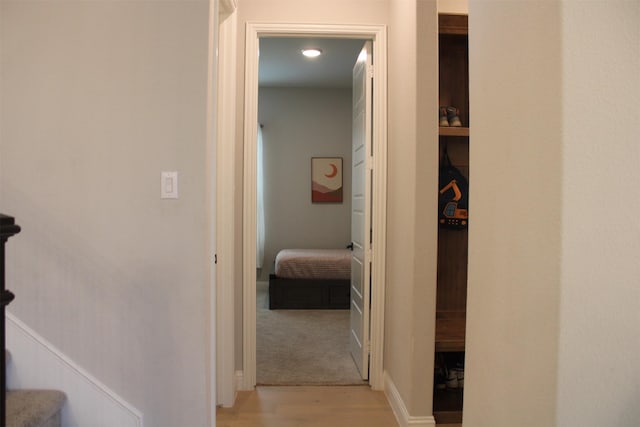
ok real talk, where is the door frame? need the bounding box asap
[241,22,388,391]
[214,0,238,409]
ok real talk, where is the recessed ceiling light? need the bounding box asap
[302,48,322,58]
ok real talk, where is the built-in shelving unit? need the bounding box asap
[439,127,469,137]
[434,13,469,425]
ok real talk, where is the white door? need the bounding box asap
[350,41,373,380]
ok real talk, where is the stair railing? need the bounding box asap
[0,214,21,426]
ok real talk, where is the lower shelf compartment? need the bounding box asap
[433,388,463,424]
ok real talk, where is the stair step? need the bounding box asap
[6,389,66,427]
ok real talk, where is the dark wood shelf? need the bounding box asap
[433,388,464,424]
[435,12,468,424]
[438,14,468,35]
[439,127,469,137]
[435,311,466,352]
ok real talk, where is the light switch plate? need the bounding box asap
[161,171,178,199]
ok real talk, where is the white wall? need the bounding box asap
[413,0,439,416]
[438,0,467,15]
[466,0,640,426]
[384,0,439,419]
[258,87,352,281]
[557,1,640,425]
[0,1,212,426]
[465,1,563,425]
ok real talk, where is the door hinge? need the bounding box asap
[214,254,217,264]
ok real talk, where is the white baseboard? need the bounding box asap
[236,371,244,390]
[6,313,144,427]
[235,369,257,391]
[384,371,436,427]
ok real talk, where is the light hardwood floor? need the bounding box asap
[216,385,463,427]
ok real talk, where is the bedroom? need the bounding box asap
[256,37,366,385]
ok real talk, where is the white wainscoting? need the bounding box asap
[384,371,436,427]
[6,313,143,427]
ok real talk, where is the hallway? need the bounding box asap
[217,385,464,426]
[216,386,396,427]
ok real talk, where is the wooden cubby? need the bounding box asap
[434,13,469,425]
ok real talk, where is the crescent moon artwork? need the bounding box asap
[324,164,338,178]
[311,157,343,203]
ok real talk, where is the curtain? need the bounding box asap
[256,124,265,269]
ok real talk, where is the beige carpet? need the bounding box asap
[256,283,366,385]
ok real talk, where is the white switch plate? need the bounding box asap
[161,171,178,199]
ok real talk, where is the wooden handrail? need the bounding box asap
[0,214,21,426]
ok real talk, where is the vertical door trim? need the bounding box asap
[214,7,238,408]
[242,21,259,391]
[241,22,388,391]
[207,0,220,422]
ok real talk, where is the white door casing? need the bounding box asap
[239,22,388,391]
[214,4,238,408]
[350,41,373,380]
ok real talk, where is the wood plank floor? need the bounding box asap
[216,386,398,427]
[216,385,463,427]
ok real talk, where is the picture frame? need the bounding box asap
[311,157,343,203]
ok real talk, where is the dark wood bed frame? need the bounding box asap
[268,274,350,309]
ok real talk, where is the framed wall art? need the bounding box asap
[311,157,343,203]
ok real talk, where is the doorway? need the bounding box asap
[240,23,388,392]
[256,36,365,386]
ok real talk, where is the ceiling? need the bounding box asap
[258,37,366,89]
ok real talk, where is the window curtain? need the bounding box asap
[256,124,265,269]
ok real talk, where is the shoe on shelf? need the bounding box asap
[439,106,450,127]
[455,364,464,389]
[446,106,462,127]
[446,367,458,389]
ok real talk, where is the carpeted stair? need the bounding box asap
[2,215,65,426]
[6,390,66,427]
[5,351,66,427]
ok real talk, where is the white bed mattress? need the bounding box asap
[274,249,351,280]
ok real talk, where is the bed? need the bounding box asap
[268,248,351,309]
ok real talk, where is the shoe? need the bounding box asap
[446,367,458,389]
[455,364,464,388]
[439,107,449,127]
[434,354,447,389]
[446,106,462,127]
